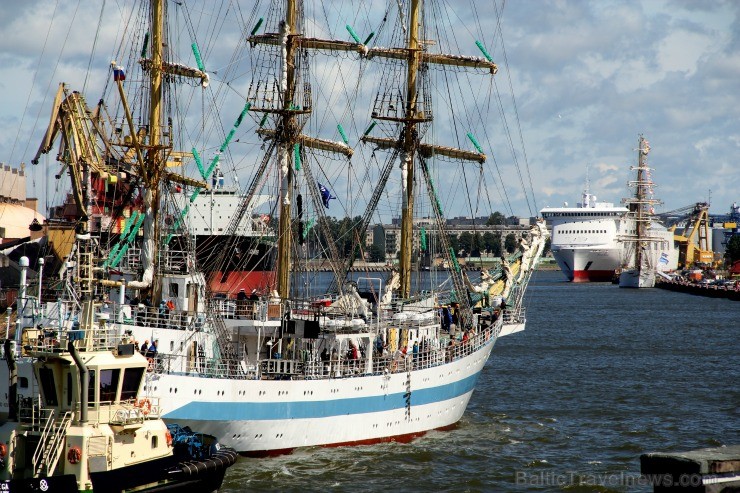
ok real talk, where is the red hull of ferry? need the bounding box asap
[572,270,615,282]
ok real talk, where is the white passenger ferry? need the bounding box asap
[541,192,628,282]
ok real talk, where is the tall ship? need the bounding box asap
[541,191,628,282]
[618,136,676,288]
[15,0,546,456]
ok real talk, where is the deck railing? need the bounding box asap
[148,317,502,381]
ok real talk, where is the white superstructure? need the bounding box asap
[541,192,627,282]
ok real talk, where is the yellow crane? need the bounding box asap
[667,203,714,267]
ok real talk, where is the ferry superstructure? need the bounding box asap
[541,192,628,282]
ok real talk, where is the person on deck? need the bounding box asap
[236,289,248,316]
[140,340,149,355]
[145,340,158,359]
[450,303,459,336]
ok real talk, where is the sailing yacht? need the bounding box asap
[23,0,546,455]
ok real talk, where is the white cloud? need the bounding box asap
[0,0,738,219]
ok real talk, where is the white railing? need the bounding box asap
[22,325,122,354]
[106,397,162,423]
[152,320,500,382]
[31,409,72,476]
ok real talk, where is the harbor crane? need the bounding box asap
[658,202,713,267]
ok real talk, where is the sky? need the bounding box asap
[0,0,738,221]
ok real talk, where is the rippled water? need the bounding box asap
[221,270,739,492]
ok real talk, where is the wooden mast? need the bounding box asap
[634,135,647,274]
[276,0,298,299]
[141,0,164,300]
[399,0,421,298]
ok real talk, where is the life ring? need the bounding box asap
[67,446,81,464]
[137,398,152,416]
[0,443,7,457]
[165,430,173,447]
[146,357,155,372]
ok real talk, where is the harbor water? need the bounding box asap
[220,270,738,492]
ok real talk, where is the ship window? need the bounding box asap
[88,370,96,406]
[151,435,158,448]
[39,367,58,406]
[19,377,28,388]
[169,283,179,298]
[120,367,145,401]
[100,369,121,403]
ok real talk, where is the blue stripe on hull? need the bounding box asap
[164,370,482,421]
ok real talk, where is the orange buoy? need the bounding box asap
[137,398,152,415]
[165,430,173,447]
[0,443,7,457]
[67,446,81,464]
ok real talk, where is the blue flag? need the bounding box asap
[113,66,126,81]
[318,182,335,208]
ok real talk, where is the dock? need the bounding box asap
[641,445,740,492]
[656,278,740,301]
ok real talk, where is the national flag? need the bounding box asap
[113,66,126,81]
[659,252,669,264]
[318,182,335,208]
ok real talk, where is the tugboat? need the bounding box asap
[0,258,237,492]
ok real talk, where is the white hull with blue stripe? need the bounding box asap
[127,312,501,455]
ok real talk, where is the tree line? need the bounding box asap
[297,213,526,262]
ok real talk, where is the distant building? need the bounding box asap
[375,219,530,259]
[0,163,45,244]
[0,163,44,308]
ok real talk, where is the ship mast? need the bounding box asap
[623,134,659,273]
[141,0,165,300]
[398,0,422,298]
[358,0,496,314]
[633,135,649,272]
[247,0,356,300]
[276,0,298,299]
[114,0,208,297]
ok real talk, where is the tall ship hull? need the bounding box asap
[618,268,655,288]
[130,323,497,455]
